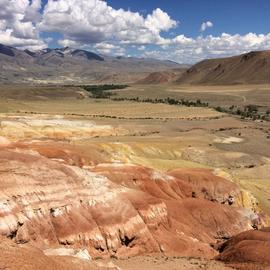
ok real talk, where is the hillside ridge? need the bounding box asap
[176,50,270,85]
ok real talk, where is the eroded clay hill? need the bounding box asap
[0,237,121,270]
[216,228,270,270]
[0,140,264,260]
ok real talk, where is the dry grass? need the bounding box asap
[0,98,223,120]
[238,178,270,218]
[117,83,270,109]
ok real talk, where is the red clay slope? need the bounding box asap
[0,237,117,270]
[216,228,270,270]
[0,142,265,260]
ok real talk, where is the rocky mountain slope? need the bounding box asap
[0,44,181,84]
[177,50,270,85]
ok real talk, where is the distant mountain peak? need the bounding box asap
[0,43,15,57]
[71,49,104,61]
[24,49,36,57]
[55,47,73,54]
[28,47,105,61]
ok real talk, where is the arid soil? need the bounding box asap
[0,237,234,270]
[113,255,234,270]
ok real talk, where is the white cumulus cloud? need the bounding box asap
[94,42,125,55]
[39,0,177,46]
[200,21,213,32]
[143,32,270,63]
[0,0,46,49]
[0,0,270,64]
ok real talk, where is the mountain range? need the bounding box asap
[0,44,182,84]
[138,50,270,85]
[2,43,270,85]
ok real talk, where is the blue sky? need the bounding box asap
[106,0,269,37]
[1,0,270,63]
[40,0,270,41]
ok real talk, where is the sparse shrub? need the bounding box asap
[80,84,129,99]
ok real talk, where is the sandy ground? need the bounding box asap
[111,256,233,270]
